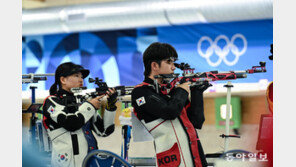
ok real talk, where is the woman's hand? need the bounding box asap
[88,95,105,109]
[106,88,118,103]
[106,88,118,111]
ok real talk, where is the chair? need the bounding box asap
[82,149,132,167]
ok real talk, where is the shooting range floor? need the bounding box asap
[96,124,260,157]
[22,124,266,167]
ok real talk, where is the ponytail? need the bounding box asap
[49,82,58,95]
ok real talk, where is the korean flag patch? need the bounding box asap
[136,97,146,106]
[48,106,55,114]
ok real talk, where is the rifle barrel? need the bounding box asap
[22,73,55,77]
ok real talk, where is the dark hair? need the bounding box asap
[143,42,178,77]
[49,62,90,95]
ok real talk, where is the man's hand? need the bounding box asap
[178,82,191,93]
[191,82,212,92]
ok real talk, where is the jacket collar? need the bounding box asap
[57,89,74,97]
[143,76,163,92]
[143,77,155,85]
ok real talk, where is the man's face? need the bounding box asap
[61,72,84,91]
[157,58,176,75]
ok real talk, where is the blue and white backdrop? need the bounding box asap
[22,19,273,91]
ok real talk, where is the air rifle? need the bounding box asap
[88,77,134,97]
[22,73,55,84]
[153,61,267,94]
[71,77,134,100]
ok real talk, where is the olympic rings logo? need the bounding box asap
[197,34,247,67]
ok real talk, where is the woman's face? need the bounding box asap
[60,72,84,92]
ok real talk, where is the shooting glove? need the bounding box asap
[106,92,118,111]
[191,81,212,93]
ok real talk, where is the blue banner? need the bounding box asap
[22,19,273,91]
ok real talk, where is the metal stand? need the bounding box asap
[121,102,132,161]
[223,81,233,152]
[220,81,240,153]
[29,86,38,145]
[122,125,131,160]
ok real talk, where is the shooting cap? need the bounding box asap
[56,62,90,79]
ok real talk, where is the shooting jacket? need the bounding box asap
[131,77,207,167]
[42,89,116,167]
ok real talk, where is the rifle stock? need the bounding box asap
[155,61,266,94]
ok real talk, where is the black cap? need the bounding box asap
[64,64,90,79]
[56,62,90,79]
